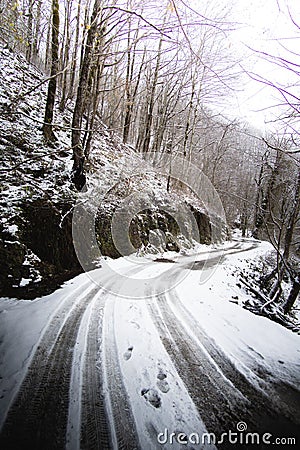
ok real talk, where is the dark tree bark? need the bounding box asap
[283,276,300,314]
[32,0,42,60]
[253,149,281,239]
[42,0,60,142]
[71,0,101,190]
[139,17,165,153]
[183,79,196,158]
[59,0,71,111]
[122,19,144,145]
[26,0,33,62]
[253,158,265,239]
[283,168,300,261]
[83,37,105,158]
[68,0,82,100]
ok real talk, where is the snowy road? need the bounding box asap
[0,239,299,449]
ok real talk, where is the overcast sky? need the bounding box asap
[216,0,300,132]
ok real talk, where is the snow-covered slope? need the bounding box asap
[0,42,217,299]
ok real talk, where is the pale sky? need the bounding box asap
[216,0,300,132]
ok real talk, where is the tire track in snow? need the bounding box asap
[167,289,264,396]
[103,297,140,450]
[147,292,248,437]
[0,263,148,450]
[0,285,101,450]
[0,278,94,431]
[168,289,300,432]
[148,287,300,444]
[80,292,112,450]
[81,263,154,450]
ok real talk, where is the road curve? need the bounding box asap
[0,241,299,450]
[146,289,300,447]
[0,281,139,450]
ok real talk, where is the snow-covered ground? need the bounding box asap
[0,238,299,449]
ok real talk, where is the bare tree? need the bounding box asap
[71,0,102,190]
[42,0,60,142]
[240,4,300,317]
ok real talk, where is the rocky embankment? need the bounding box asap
[0,43,221,299]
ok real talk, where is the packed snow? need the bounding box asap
[0,238,299,448]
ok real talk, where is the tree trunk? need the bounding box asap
[26,0,33,62]
[122,19,144,145]
[42,0,60,142]
[123,20,133,144]
[253,150,281,239]
[283,277,300,314]
[140,15,166,153]
[268,167,300,308]
[283,168,300,261]
[71,0,101,190]
[32,0,42,60]
[241,206,248,237]
[59,0,71,111]
[252,160,264,239]
[83,43,105,158]
[68,0,82,100]
[183,78,196,158]
[44,17,52,72]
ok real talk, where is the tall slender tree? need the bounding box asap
[71,0,102,190]
[42,0,60,142]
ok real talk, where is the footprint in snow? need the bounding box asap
[141,388,161,408]
[157,369,170,393]
[130,320,140,330]
[123,346,133,361]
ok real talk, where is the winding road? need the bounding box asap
[0,240,299,449]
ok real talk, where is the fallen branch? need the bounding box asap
[239,275,269,304]
[239,276,299,332]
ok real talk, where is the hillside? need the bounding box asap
[0,43,220,299]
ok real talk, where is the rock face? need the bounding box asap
[21,198,79,272]
[0,238,26,292]
[96,208,182,258]
[0,198,82,299]
[189,205,212,244]
[95,204,215,260]
[0,200,214,299]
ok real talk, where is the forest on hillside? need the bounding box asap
[0,0,300,326]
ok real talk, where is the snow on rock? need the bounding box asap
[0,41,215,300]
